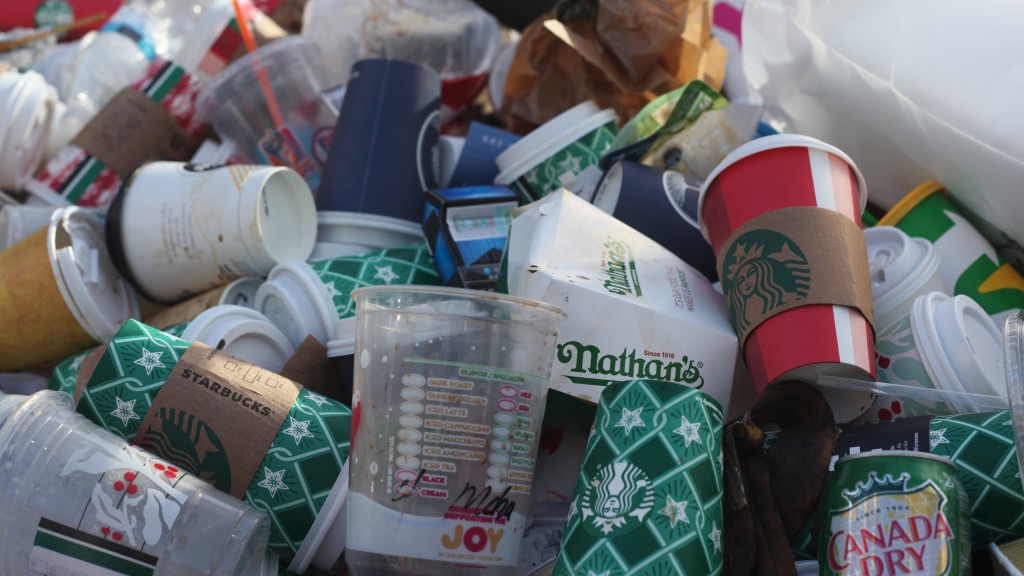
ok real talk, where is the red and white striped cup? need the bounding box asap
[696,134,876,419]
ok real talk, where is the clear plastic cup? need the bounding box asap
[0,390,270,576]
[346,286,564,576]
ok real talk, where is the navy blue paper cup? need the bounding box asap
[593,160,718,281]
[317,59,441,222]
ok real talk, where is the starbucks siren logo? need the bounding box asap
[580,461,655,537]
[721,229,811,334]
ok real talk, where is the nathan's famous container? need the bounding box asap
[495,101,618,203]
[857,292,1006,423]
[345,286,565,576]
[310,211,424,261]
[0,70,56,192]
[697,134,876,422]
[879,181,1024,322]
[76,320,352,572]
[552,380,725,576]
[505,191,747,419]
[0,391,271,576]
[865,226,947,331]
[106,162,316,304]
[0,206,139,372]
[819,451,970,575]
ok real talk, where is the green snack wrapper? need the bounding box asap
[554,379,724,576]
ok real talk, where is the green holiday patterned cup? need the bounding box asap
[76,319,352,563]
[553,380,724,576]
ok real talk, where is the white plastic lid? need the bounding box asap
[495,101,617,185]
[288,458,350,573]
[0,205,57,252]
[315,211,424,247]
[1003,311,1024,496]
[48,207,140,342]
[697,134,869,241]
[180,305,296,373]
[255,261,338,347]
[0,71,56,190]
[326,317,357,358]
[219,277,264,309]
[913,292,1006,411]
[865,227,941,318]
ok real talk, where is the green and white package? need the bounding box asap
[554,379,724,576]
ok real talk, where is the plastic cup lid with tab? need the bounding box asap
[255,261,339,347]
[181,305,296,373]
[48,206,140,342]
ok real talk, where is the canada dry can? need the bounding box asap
[819,450,970,576]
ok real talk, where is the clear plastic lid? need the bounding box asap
[1004,310,1024,497]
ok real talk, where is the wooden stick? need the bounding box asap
[0,12,108,53]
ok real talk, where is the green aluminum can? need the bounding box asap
[819,451,970,576]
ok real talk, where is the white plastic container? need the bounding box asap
[106,162,317,303]
[181,305,296,373]
[311,211,424,261]
[856,292,1006,422]
[0,390,270,576]
[495,100,618,202]
[865,226,947,331]
[255,261,339,348]
[0,71,57,191]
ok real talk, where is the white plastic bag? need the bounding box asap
[743,0,1024,246]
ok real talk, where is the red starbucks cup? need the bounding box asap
[697,134,876,421]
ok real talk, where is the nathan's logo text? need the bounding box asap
[556,341,704,387]
[601,239,642,297]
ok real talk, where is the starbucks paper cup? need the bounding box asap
[553,380,724,576]
[310,211,425,261]
[879,181,1024,318]
[698,134,875,421]
[106,162,316,303]
[496,101,618,203]
[866,226,947,331]
[181,305,296,373]
[0,206,139,371]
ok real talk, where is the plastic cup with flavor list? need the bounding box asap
[0,70,57,191]
[696,134,877,423]
[181,305,296,373]
[144,277,264,331]
[879,181,1024,323]
[0,206,139,372]
[865,226,948,331]
[196,36,335,195]
[76,319,353,570]
[105,161,316,304]
[495,100,618,204]
[317,58,440,223]
[309,211,425,262]
[345,286,565,576]
[552,380,725,576]
[846,292,1007,423]
[0,390,271,576]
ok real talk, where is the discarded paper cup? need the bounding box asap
[311,211,425,261]
[144,276,264,330]
[181,305,296,373]
[0,70,57,191]
[698,134,875,420]
[0,206,139,371]
[346,286,564,575]
[196,36,334,194]
[0,390,271,576]
[495,100,617,203]
[318,58,440,222]
[553,380,725,576]
[106,162,316,303]
[593,160,717,281]
[878,181,1024,320]
[857,292,1005,423]
[865,226,947,331]
[0,204,58,252]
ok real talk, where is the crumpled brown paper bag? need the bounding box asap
[499,0,726,133]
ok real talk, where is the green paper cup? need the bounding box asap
[553,380,724,576]
[495,101,617,203]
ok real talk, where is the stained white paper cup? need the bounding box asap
[181,305,296,373]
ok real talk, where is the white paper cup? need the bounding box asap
[859,292,1005,422]
[865,226,947,330]
[0,71,57,191]
[181,305,296,373]
[312,211,424,261]
[255,260,338,347]
[495,100,617,202]
[106,162,317,303]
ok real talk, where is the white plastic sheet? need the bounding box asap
[743,0,1024,246]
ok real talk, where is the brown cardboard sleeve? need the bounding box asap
[716,206,875,347]
[135,342,300,498]
[72,88,198,177]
